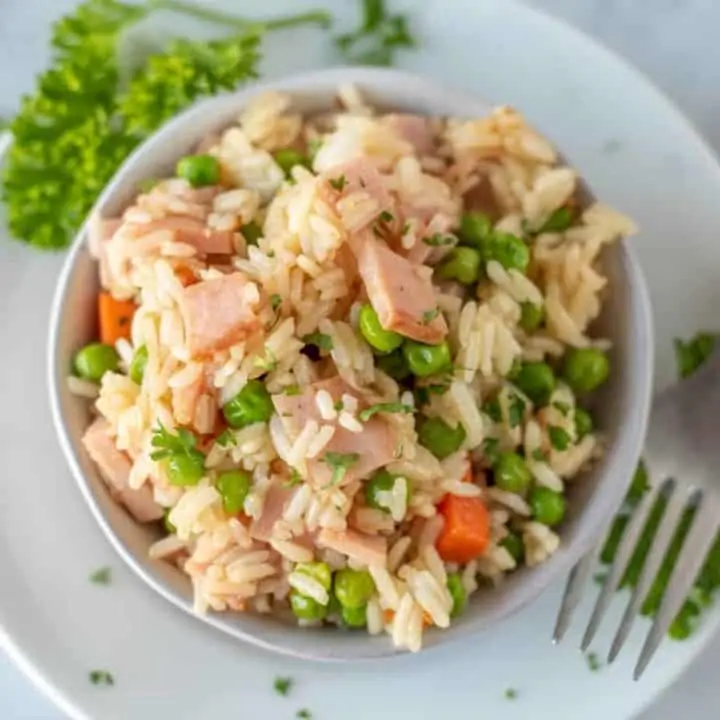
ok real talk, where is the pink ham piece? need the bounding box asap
[82,418,163,523]
[179,272,261,357]
[318,157,395,233]
[127,216,234,256]
[384,114,434,156]
[249,481,296,542]
[273,376,400,487]
[317,528,387,568]
[356,238,448,344]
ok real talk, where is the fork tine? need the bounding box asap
[607,481,687,663]
[579,485,659,651]
[633,495,720,680]
[553,553,596,643]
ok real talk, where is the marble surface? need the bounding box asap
[1,0,719,717]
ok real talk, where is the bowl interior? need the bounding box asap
[48,67,653,660]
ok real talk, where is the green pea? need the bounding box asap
[493,452,532,495]
[223,380,273,429]
[341,604,367,628]
[513,362,556,406]
[459,211,493,248]
[436,247,482,285]
[500,532,525,563]
[562,348,610,394]
[176,154,220,187]
[240,221,263,246]
[216,470,251,514]
[295,561,332,591]
[165,451,205,487]
[446,572,467,618]
[417,416,466,460]
[358,304,403,353]
[365,470,410,512]
[274,148,309,177]
[519,302,545,332]
[129,345,148,385]
[333,568,375,609]
[402,340,452,378]
[290,590,327,621]
[574,407,594,439]
[483,231,530,273]
[530,487,567,527]
[375,349,411,381]
[73,342,120,382]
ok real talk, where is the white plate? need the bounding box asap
[1,0,720,718]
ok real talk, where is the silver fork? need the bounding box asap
[553,347,720,679]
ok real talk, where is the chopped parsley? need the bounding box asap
[674,332,718,378]
[216,429,237,448]
[328,174,347,192]
[89,670,114,686]
[333,399,344,412]
[322,452,360,486]
[297,710,312,719]
[274,676,293,696]
[482,398,502,423]
[548,426,572,451]
[302,332,334,351]
[151,424,203,464]
[89,567,111,585]
[270,293,282,311]
[531,448,547,462]
[379,210,394,223]
[358,402,414,422]
[421,308,440,325]
[552,400,571,416]
[267,249,276,258]
[284,468,304,487]
[482,437,500,465]
[283,385,302,396]
[423,233,455,247]
[586,652,602,672]
[402,221,411,235]
[504,688,518,700]
[254,347,278,373]
[507,393,526,428]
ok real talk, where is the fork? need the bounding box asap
[553,347,720,679]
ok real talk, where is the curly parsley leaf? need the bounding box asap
[274,676,293,696]
[302,332,334,351]
[674,332,718,379]
[89,566,112,585]
[89,669,114,686]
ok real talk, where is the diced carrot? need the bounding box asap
[383,609,395,624]
[98,292,136,346]
[175,265,199,287]
[422,611,433,627]
[435,494,490,564]
[462,463,473,484]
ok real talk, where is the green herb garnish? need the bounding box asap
[270,294,282,311]
[531,448,547,462]
[421,308,440,325]
[89,670,114,686]
[297,710,312,719]
[335,0,416,66]
[284,468,304,487]
[89,567,111,585]
[552,400,571,416]
[379,210,394,223]
[358,402,414,422]
[216,429,237,448]
[254,347,278,372]
[482,437,500,465]
[274,676,293,696]
[586,652,602,672]
[283,385,302,396]
[328,174,347,192]
[2,0,332,251]
[507,393,526,428]
[674,332,718,378]
[504,688,518,700]
[322,452,360,486]
[302,332,334,351]
[423,233,455,247]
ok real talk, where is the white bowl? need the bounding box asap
[48,67,654,660]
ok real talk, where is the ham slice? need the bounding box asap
[356,238,448,344]
[317,528,387,568]
[273,376,400,487]
[127,216,234,255]
[249,481,296,542]
[82,418,163,523]
[319,157,395,233]
[384,114,434,156]
[179,273,261,357]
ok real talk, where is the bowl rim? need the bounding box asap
[47,65,655,661]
